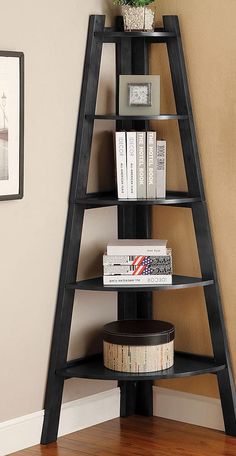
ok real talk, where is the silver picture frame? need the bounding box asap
[119,75,160,116]
[128,82,152,107]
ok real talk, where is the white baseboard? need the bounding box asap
[58,387,120,436]
[0,388,120,456]
[153,386,224,431]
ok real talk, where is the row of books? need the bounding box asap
[114,131,166,200]
[103,239,172,286]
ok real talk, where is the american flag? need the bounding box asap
[133,265,154,275]
[132,256,152,266]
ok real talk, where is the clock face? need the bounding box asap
[128,82,152,107]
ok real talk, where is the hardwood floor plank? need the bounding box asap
[11,416,236,456]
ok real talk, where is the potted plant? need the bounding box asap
[113,0,155,32]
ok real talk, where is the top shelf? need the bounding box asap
[95,28,176,43]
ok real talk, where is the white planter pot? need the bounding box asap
[121,5,154,32]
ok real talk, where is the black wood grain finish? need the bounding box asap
[192,202,236,436]
[95,30,176,41]
[66,275,214,292]
[86,114,188,120]
[131,36,153,416]
[115,22,138,416]
[164,16,205,199]
[76,192,201,207]
[41,15,105,445]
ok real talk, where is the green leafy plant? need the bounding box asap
[114,0,155,6]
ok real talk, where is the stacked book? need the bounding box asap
[103,239,172,286]
[115,131,166,200]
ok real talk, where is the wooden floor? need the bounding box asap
[13,416,236,456]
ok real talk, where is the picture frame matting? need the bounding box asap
[119,74,160,116]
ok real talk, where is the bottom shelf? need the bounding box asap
[57,353,225,381]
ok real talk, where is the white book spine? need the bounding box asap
[115,131,127,198]
[137,131,146,198]
[147,131,156,199]
[156,140,166,198]
[103,275,172,285]
[106,245,167,256]
[126,131,137,198]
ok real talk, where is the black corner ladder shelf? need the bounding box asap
[41,15,236,444]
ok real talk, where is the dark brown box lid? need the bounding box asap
[103,320,175,346]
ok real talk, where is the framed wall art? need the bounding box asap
[0,51,24,201]
[119,74,160,116]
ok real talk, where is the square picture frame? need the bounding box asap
[0,51,24,201]
[119,74,160,116]
[128,82,152,107]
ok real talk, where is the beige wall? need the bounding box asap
[0,0,119,423]
[152,0,236,397]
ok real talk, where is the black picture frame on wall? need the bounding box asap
[0,51,24,201]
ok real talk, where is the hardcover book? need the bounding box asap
[107,239,167,256]
[103,250,172,266]
[147,131,156,199]
[115,131,127,199]
[104,264,172,275]
[126,131,137,198]
[137,131,146,198]
[103,275,172,285]
[156,140,166,198]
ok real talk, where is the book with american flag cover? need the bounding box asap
[103,249,172,266]
[104,263,172,275]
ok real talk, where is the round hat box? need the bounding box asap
[103,320,175,373]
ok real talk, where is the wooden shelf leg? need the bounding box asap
[41,14,105,443]
[192,203,236,436]
[164,14,236,436]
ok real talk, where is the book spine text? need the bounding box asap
[103,275,172,285]
[137,131,146,198]
[106,246,167,256]
[147,131,156,199]
[126,131,137,198]
[115,131,127,198]
[156,140,166,198]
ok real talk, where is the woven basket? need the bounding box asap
[103,320,174,373]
